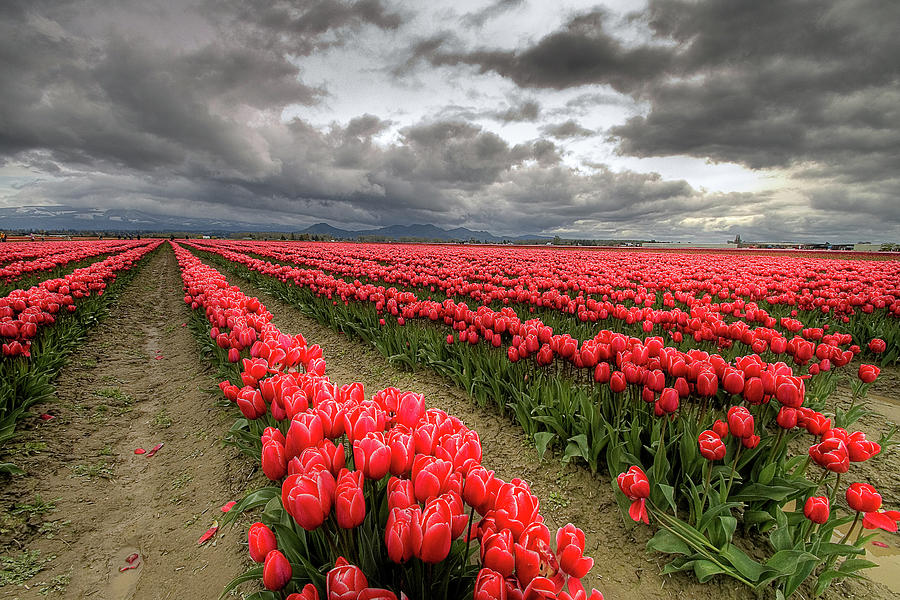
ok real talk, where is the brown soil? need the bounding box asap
[219,263,900,600]
[0,247,259,599]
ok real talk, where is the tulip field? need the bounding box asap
[1,239,898,599]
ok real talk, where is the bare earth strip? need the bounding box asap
[0,247,256,600]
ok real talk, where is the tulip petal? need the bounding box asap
[134,448,146,455]
[146,443,164,457]
[197,520,219,545]
[220,501,236,513]
[872,540,889,548]
[863,511,898,532]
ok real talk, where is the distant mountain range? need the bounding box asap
[0,205,549,242]
[296,223,549,242]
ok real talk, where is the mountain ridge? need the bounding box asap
[0,206,549,241]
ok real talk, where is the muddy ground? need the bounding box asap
[0,244,897,600]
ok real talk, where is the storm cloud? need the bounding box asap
[1,0,898,242]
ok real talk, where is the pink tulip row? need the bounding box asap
[184,241,873,373]
[181,242,862,409]
[174,241,604,600]
[0,240,150,284]
[195,240,900,322]
[0,241,162,357]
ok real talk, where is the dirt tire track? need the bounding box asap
[0,246,256,600]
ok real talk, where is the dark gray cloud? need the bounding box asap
[461,0,525,28]
[541,120,594,139]
[403,10,671,92]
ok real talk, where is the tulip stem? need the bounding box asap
[461,503,476,573]
[839,511,861,545]
[700,460,713,513]
[724,446,742,500]
[828,473,842,511]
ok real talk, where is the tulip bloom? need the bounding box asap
[727,406,754,439]
[248,522,277,563]
[846,482,882,513]
[698,430,726,461]
[261,440,288,481]
[556,524,593,579]
[262,550,292,591]
[385,506,422,564]
[809,438,849,473]
[474,567,507,600]
[803,496,829,524]
[858,364,880,384]
[868,338,886,354]
[616,466,650,524]
[327,557,368,600]
[418,497,453,563]
[481,529,515,577]
[353,432,391,481]
[335,468,366,529]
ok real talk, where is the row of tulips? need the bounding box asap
[0,241,161,357]
[0,240,149,289]
[0,240,160,472]
[182,241,867,408]
[173,241,605,600]
[187,243,896,597]
[194,240,900,361]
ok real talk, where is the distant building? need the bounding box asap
[853,243,882,252]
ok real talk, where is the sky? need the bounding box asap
[0,0,898,242]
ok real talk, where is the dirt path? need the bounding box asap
[0,247,256,599]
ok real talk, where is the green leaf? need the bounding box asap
[646,529,691,556]
[732,483,795,502]
[534,431,556,459]
[719,515,737,544]
[839,558,878,573]
[0,462,24,475]
[758,462,776,486]
[720,544,766,582]
[221,487,280,527]
[658,484,677,514]
[693,559,728,583]
[219,565,264,599]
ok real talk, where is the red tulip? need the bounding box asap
[261,440,288,481]
[286,412,325,459]
[868,338,886,354]
[288,469,335,530]
[809,438,849,473]
[776,406,797,429]
[803,496,829,524]
[474,567,507,600]
[556,523,593,579]
[698,430,726,461]
[286,583,320,600]
[712,419,729,439]
[858,364,880,383]
[262,550,292,591]
[481,529,515,577]
[846,482,881,513]
[727,406,754,438]
[385,506,422,563]
[617,466,649,524]
[327,557,368,600]
[412,455,456,503]
[419,496,453,563]
[609,371,626,393]
[353,432,391,481]
[335,468,366,529]
[657,387,679,414]
[696,371,718,397]
[247,522,277,563]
